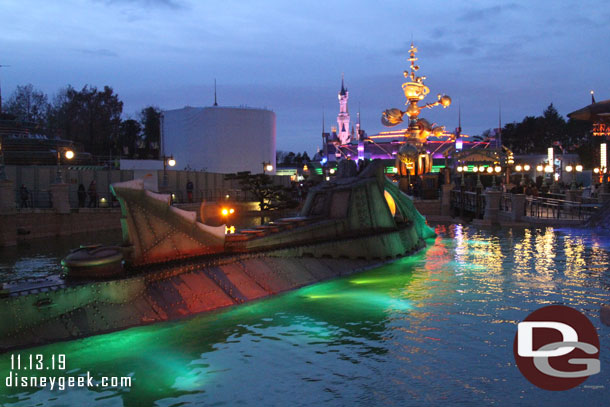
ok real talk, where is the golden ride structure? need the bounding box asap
[381,43,452,191]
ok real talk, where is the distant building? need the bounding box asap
[161,105,276,174]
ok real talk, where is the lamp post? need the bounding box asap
[599,167,609,193]
[55,148,75,184]
[262,161,273,175]
[162,155,176,189]
[544,164,553,188]
[565,164,582,190]
[493,165,501,190]
[475,165,484,189]
[515,164,522,186]
[457,165,464,187]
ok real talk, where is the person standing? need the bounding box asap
[77,184,87,208]
[186,179,194,203]
[19,184,29,208]
[88,180,98,208]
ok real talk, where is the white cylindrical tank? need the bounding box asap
[161,106,276,174]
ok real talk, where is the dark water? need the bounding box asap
[0,215,278,283]
[1,225,610,406]
[0,230,122,283]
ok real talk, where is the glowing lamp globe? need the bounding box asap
[65,150,74,160]
[168,158,176,167]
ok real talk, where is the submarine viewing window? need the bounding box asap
[384,189,406,223]
[384,190,396,216]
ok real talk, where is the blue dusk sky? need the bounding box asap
[1,0,609,154]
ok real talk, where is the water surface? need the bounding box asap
[1,225,609,406]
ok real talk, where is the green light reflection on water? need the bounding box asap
[0,232,463,406]
[0,256,424,406]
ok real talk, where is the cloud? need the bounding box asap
[458,3,521,22]
[95,0,185,9]
[78,48,119,57]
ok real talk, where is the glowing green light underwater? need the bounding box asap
[0,246,429,406]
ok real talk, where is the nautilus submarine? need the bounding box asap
[0,160,435,351]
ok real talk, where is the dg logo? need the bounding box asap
[513,305,600,391]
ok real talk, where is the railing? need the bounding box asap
[16,189,52,209]
[452,190,601,222]
[525,196,600,220]
[450,189,486,219]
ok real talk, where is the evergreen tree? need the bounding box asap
[139,106,161,159]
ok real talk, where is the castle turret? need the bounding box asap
[337,73,351,145]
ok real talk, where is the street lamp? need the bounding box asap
[493,165,501,189]
[595,166,608,192]
[55,147,75,183]
[515,164,524,186]
[162,154,176,189]
[565,163,583,190]
[474,165,483,189]
[262,161,273,174]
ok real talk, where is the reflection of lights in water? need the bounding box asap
[533,227,557,278]
[564,235,586,276]
[513,228,533,275]
[5,224,610,406]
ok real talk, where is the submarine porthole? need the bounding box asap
[384,190,396,216]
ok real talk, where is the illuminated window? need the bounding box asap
[384,190,396,216]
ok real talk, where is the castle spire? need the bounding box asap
[337,73,351,144]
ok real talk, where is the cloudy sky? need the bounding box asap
[1,0,609,154]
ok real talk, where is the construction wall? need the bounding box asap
[3,166,291,208]
[162,106,276,175]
